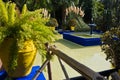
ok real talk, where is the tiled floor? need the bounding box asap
[34,38,112,80]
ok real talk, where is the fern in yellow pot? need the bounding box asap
[0,0,55,77]
[68,19,77,31]
[46,18,58,31]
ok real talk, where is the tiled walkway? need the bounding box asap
[34,38,112,80]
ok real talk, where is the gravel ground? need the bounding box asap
[34,37,112,80]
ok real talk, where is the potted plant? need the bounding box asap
[68,19,77,31]
[0,0,55,78]
[46,18,58,31]
[101,27,120,68]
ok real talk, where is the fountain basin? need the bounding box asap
[63,32,102,46]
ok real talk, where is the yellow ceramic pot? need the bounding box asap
[0,38,37,77]
[70,26,75,31]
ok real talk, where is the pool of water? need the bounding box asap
[71,33,101,38]
[63,32,102,46]
[50,39,113,80]
[34,37,113,80]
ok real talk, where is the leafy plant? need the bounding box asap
[0,0,55,73]
[65,5,90,31]
[101,27,120,68]
[68,19,77,27]
[46,18,58,27]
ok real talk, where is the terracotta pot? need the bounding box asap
[0,38,37,77]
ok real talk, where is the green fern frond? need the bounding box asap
[8,2,16,26]
[0,0,8,24]
[21,4,27,16]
